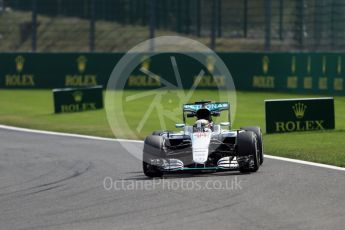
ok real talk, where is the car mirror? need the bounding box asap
[212,112,220,117]
[175,123,185,128]
[220,122,230,127]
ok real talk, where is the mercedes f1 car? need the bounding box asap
[143,101,264,177]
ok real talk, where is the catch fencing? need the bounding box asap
[1,0,345,52]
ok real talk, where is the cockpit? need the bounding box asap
[182,101,230,134]
[194,108,213,132]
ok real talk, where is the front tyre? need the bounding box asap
[143,135,164,177]
[152,130,164,136]
[143,158,163,178]
[240,126,264,165]
[237,131,260,173]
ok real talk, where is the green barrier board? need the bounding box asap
[53,86,103,113]
[0,52,344,95]
[0,53,123,89]
[265,98,335,134]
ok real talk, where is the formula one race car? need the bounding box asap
[143,101,263,177]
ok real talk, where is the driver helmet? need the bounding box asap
[196,108,212,122]
[195,108,213,131]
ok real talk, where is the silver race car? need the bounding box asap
[143,101,264,177]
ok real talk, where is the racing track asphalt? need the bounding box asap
[0,127,345,230]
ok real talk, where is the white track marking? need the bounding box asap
[264,155,345,171]
[0,125,143,143]
[0,124,344,172]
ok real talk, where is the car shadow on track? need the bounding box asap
[123,171,246,181]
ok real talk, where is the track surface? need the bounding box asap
[0,128,345,230]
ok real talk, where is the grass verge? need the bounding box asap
[0,89,344,167]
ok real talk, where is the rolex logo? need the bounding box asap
[262,56,269,74]
[206,55,216,73]
[140,56,150,71]
[73,91,83,102]
[292,102,307,119]
[291,56,296,74]
[15,56,25,73]
[77,56,87,73]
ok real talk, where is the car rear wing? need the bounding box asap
[182,102,231,126]
[183,102,229,112]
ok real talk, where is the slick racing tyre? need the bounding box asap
[143,135,164,177]
[240,126,264,165]
[152,130,171,136]
[237,131,260,173]
[152,130,164,136]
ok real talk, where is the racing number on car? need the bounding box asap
[196,132,207,138]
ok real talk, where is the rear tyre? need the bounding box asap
[143,135,164,177]
[237,131,260,173]
[240,126,264,165]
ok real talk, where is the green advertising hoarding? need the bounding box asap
[0,53,123,89]
[53,86,103,113]
[0,52,344,94]
[265,98,335,134]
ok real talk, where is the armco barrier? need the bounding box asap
[0,52,344,94]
